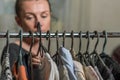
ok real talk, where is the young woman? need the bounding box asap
[1,0,60,80]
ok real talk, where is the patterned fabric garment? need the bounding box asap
[84,66,100,80]
[0,53,13,80]
[59,46,77,80]
[73,60,86,80]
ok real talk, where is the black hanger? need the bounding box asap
[56,30,59,54]
[101,30,107,54]
[47,30,51,54]
[51,31,59,60]
[52,30,59,65]
[76,31,88,65]
[36,22,48,57]
[84,31,90,60]
[71,30,74,51]
[18,30,23,65]
[6,30,10,53]
[70,30,75,60]
[28,31,34,80]
[91,31,108,68]
[78,31,82,53]
[90,31,100,67]
[94,31,99,52]
[63,30,66,47]
[36,22,43,57]
[83,31,94,66]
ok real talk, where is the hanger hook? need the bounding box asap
[71,30,74,51]
[63,30,66,47]
[94,31,100,52]
[78,31,82,53]
[86,31,90,53]
[29,31,34,54]
[28,31,34,80]
[37,22,43,57]
[56,30,59,53]
[19,30,23,53]
[47,30,51,53]
[19,30,23,65]
[102,30,107,53]
[6,30,10,53]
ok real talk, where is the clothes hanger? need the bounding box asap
[93,31,99,52]
[52,30,60,65]
[101,30,107,54]
[76,31,83,62]
[70,30,76,60]
[6,30,10,58]
[83,31,94,66]
[28,31,34,80]
[91,31,108,68]
[18,30,28,80]
[90,31,100,67]
[63,30,66,47]
[6,30,10,53]
[71,30,74,50]
[36,22,48,57]
[56,30,59,55]
[19,30,23,66]
[76,31,89,66]
[98,30,109,67]
[83,31,90,62]
[47,30,51,54]
[36,22,43,57]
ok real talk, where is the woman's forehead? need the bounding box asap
[20,0,50,13]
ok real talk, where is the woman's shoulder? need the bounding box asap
[1,41,28,63]
[1,42,20,64]
[2,42,19,53]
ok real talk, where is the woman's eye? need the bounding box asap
[26,17,33,20]
[41,13,48,18]
[42,15,47,18]
[25,15,34,20]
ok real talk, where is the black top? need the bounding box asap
[1,43,30,79]
[1,43,51,80]
[95,52,120,80]
[1,43,29,67]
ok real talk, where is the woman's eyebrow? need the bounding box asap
[24,12,34,15]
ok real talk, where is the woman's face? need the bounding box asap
[16,0,51,32]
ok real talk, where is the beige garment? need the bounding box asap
[58,64,70,80]
[84,66,100,80]
[70,48,78,60]
[45,53,60,80]
[73,60,86,80]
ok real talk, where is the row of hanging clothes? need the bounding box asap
[0,30,120,80]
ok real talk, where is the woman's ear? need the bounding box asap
[15,16,22,26]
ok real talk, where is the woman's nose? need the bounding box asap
[35,17,42,28]
[35,20,42,28]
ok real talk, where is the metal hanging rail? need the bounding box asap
[0,32,120,38]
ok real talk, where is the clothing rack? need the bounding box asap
[0,31,120,38]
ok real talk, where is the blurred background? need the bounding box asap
[0,0,120,72]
